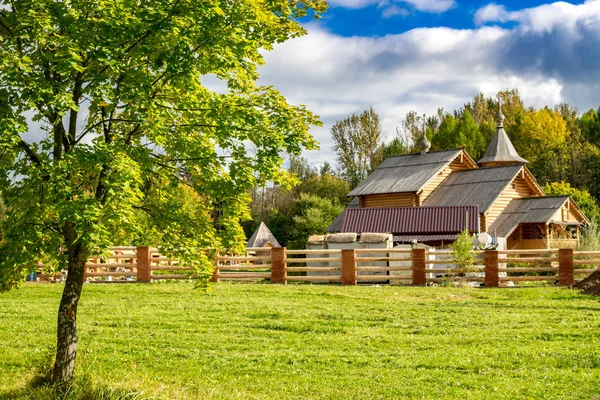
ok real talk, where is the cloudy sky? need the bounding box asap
[257,0,600,166]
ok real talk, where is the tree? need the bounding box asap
[449,230,477,284]
[288,194,344,249]
[331,107,383,189]
[580,107,600,146]
[513,109,570,185]
[0,0,326,386]
[289,154,318,182]
[457,109,487,160]
[297,173,350,206]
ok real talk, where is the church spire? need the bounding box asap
[477,103,528,167]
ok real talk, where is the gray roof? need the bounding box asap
[326,197,358,233]
[246,222,281,248]
[478,116,528,165]
[424,165,523,213]
[488,196,570,237]
[347,149,463,197]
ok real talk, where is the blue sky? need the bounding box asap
[256,0,600,166]
[319,1,573,36]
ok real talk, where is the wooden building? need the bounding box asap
[327,110,588,250]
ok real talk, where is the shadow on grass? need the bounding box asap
[0,350,143,400]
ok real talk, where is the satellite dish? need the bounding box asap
[477,232,493,246]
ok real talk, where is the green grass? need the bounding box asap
[1,283,600,399]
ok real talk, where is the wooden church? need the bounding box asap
[327,109,588,250]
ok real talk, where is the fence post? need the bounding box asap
[558,248,574,287]
[412,248,426,286]
[271,247,287,284]
[341,249,357,285]
[136,246,152,283]
[211,251,220,283]
[484,250,499,287]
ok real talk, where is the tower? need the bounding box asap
[477,107,528,167]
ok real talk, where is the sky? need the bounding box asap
[256,0,600,167]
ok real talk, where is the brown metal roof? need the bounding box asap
[347,149,463,197]
[424,165,523,213]
[487,196,572,237]
[394,234,459,243]
[339,206,479,234]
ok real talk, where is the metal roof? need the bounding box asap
[347,149,463,197]
[478,111,528,166]
[424,165,523,213]
[246,222,281,248]
[394,234,459,243]
[487,196,572,237]
[339,206,479,234]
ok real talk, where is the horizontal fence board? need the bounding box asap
[501,257,559,263]
[151,257,173,262]
[500,276,557,282]
[497,249,558,255]
[356,275,393,281]
[286,276,342,282]
[286,267,341,272]
[87,272,135,277]
[286,258,341,263]
[354,249,411,254]
[498,267,558,273]
[151,274,192,280]
[573,251,600,256]
[243,247,273,252]
[357,266,413,272]
[355,257,412,262]
[286,249,342,255]
[425,259,459,265]
[425,268,484,274]
[151,267,194,271]
[217,265,272,270]
[218,256,271,262]
[427,277,485,283]
[573,269,595,275]
[573,260,600,265]
[217,273,271,279]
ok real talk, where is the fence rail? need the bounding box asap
[29,246,600,287]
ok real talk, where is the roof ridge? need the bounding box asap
[384,148,462,159]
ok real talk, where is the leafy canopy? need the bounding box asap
[0,0,327,289]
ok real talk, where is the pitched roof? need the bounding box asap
[338,206,479,234]
[423,165,523,213]
[246,222,281,248]
[347,149,464,197]
[488,196,580,237]
[478,111,528,166]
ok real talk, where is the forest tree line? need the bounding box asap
[246,90,600,248]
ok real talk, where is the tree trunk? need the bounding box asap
[51,232,88,386]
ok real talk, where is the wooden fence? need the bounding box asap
[32,246,599,287]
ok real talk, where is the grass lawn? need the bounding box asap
[1,283,600,399]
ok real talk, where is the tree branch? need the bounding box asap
[17,139,41,165]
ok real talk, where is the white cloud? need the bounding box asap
[327,0,455,14]
[474,4,510,25]
[382,5,409,18]
[256,1,600,167]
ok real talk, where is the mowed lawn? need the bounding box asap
[1,283,600,399]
